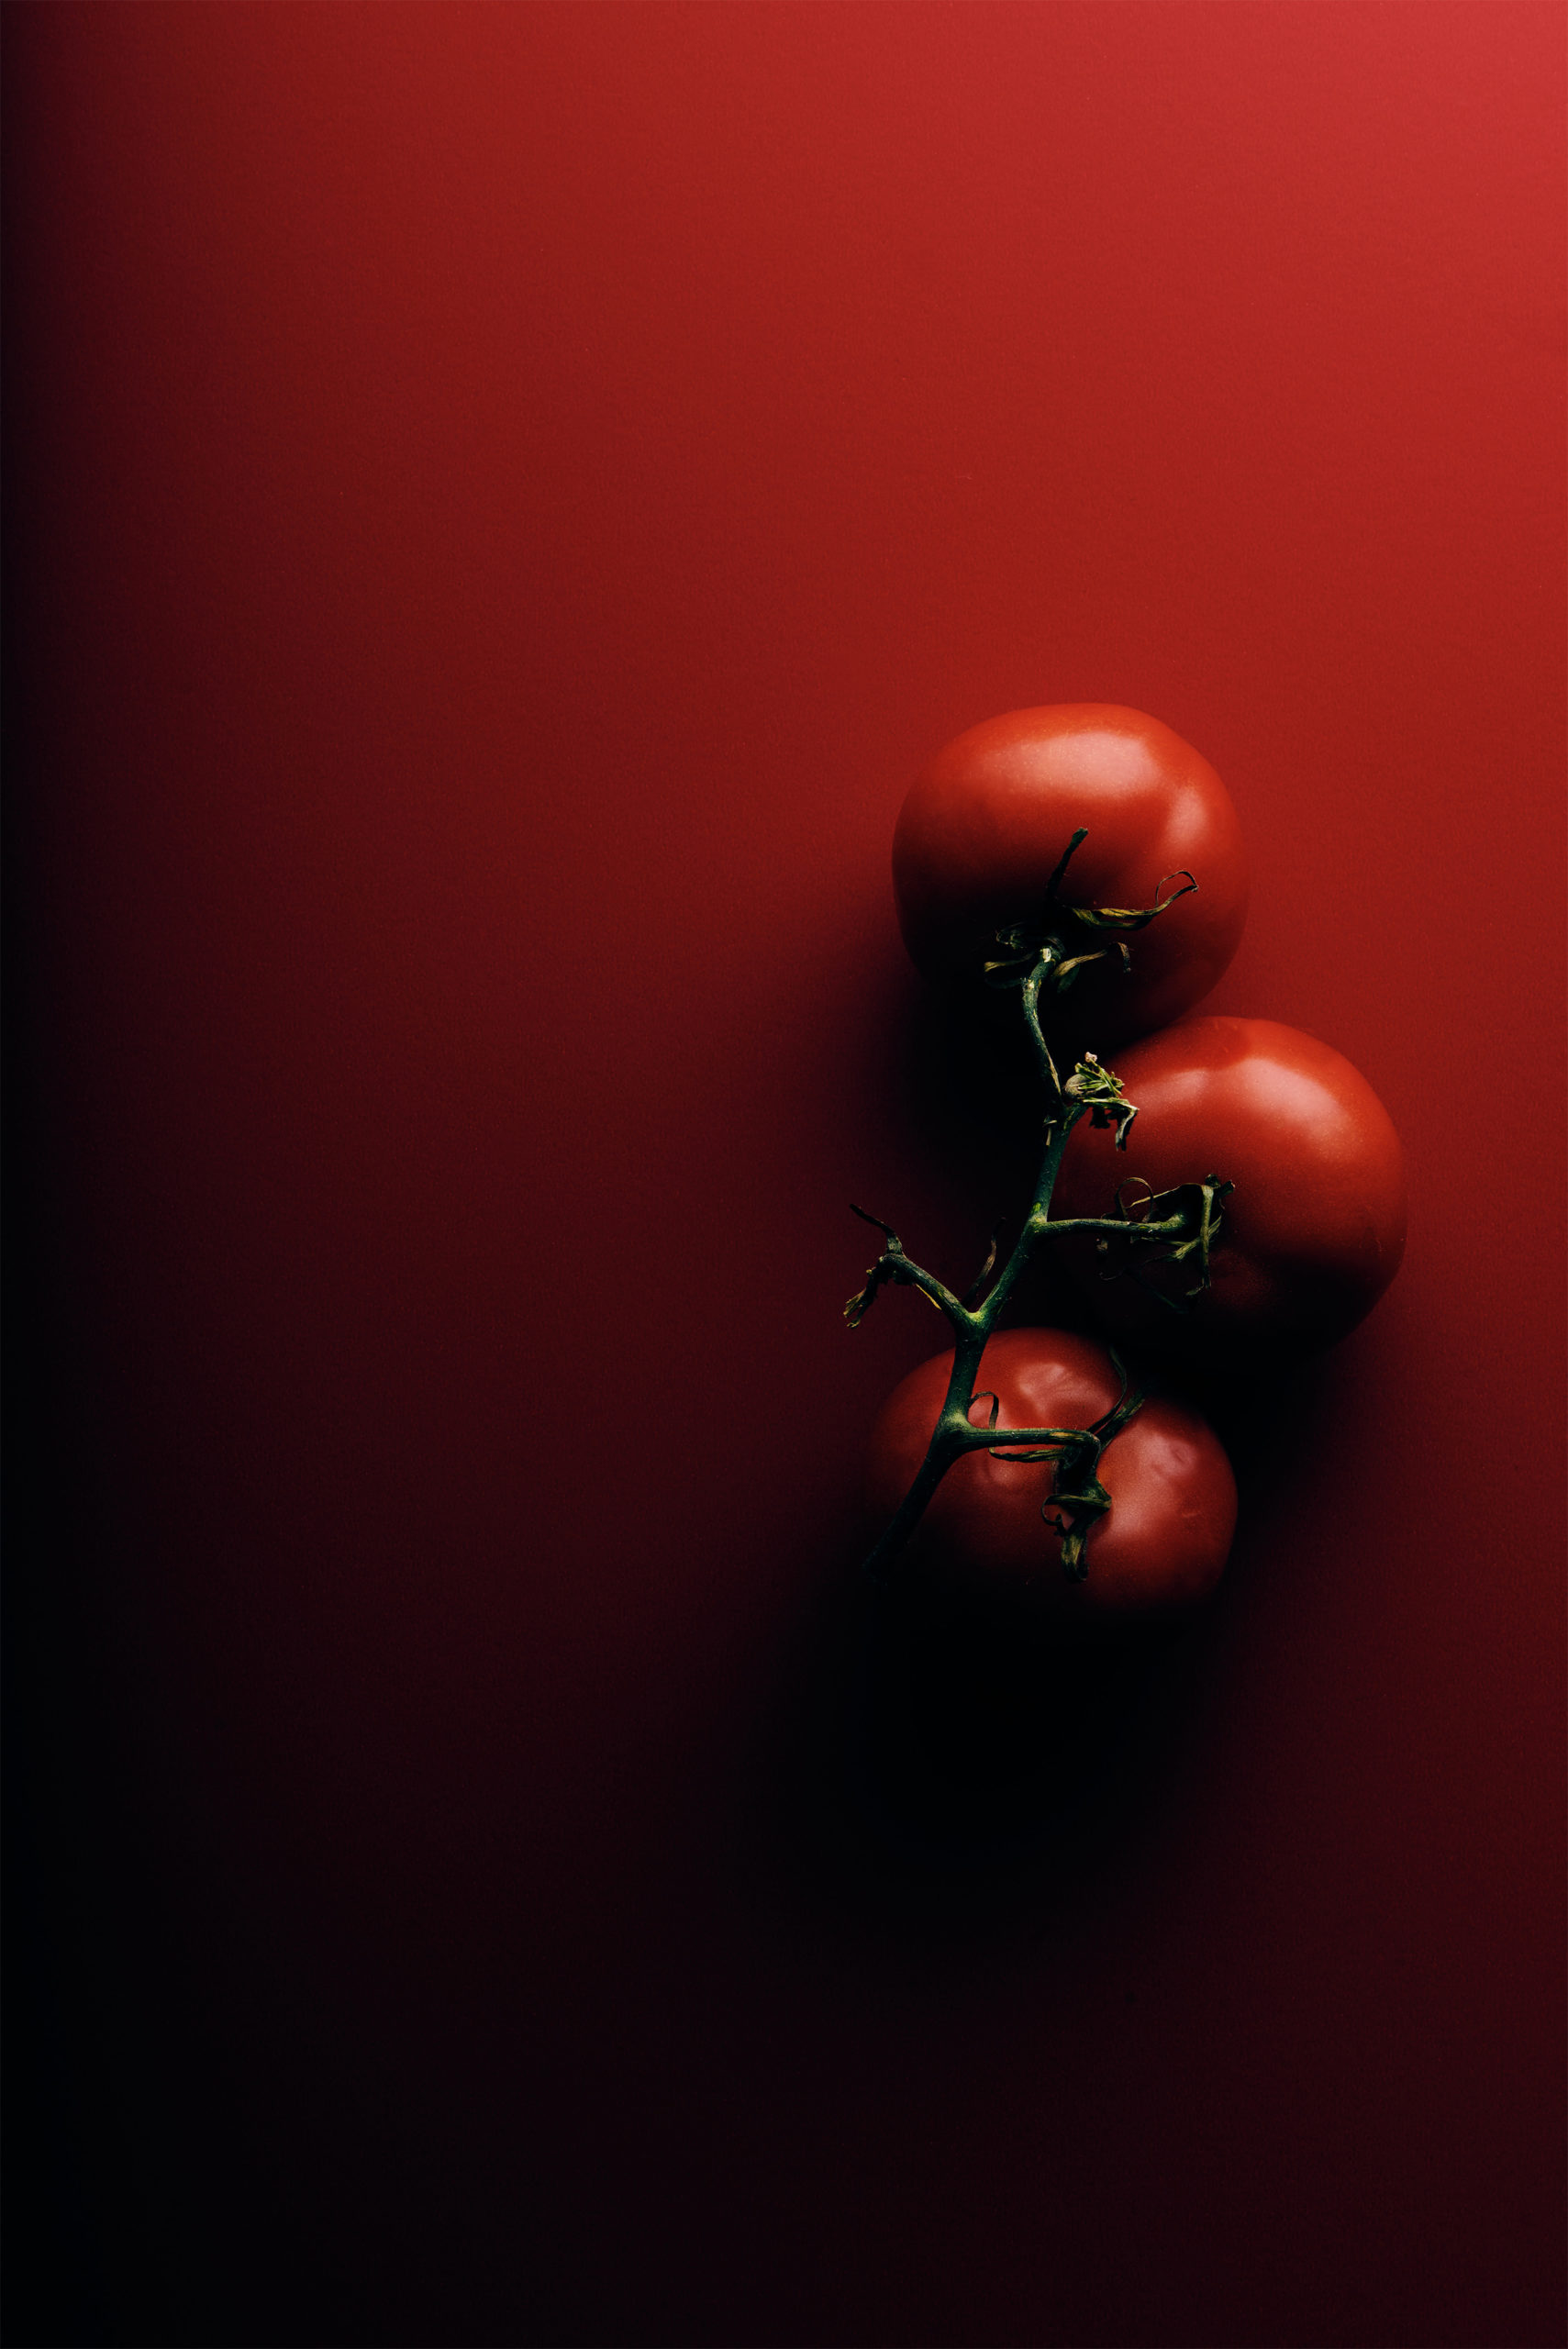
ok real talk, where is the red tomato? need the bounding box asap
[865,1329,1237,1631]
[1052,1016,1407,1362]
[892,705,1248,1048]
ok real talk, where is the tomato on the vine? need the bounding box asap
[892,705,1248,1048]
[1053,1016,1407,1363]
[865,1328,1237,1631]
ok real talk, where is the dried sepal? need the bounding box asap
[1062,1052,1139,1149]
[979,828,1198,1003]
[1095,1174,1234,1314]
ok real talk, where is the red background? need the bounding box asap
[6,6,1563,2343]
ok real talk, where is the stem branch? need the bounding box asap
[849,835,1227,1586]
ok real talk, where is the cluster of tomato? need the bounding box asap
[860,706,1407,1636]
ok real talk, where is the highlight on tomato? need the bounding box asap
[1051,1015,1407,1364]
[864,1328,1238,1634]
[892,704,1248,1048]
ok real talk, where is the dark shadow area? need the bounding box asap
[895,978,1044,1163]
[2,924,351,2349]
[4,353,277,2349]
[4,339,120,2345]
[738,1511,1212,1963]
[842,1572,1209,1871]
[4,885,124,2348]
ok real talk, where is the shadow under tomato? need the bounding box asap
[844,1573,1209,1867]
[742,1534,1219,1962]
[894,979,1049,1182]
[898,974,1137,1155]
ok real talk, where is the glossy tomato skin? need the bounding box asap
[865,1328,1237,1633]
[893,705,1248,1049]
[1053,1016,1407,1364]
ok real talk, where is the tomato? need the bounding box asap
[1052,1016,1407,1363]
[892,705,1248,1049]
[865,1328,1237,1631]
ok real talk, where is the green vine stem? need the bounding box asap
[848,831,1230,1586]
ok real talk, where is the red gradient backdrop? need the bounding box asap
[6,6,1563,2343]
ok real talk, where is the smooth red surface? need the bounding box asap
[865,1330,1238,1625]
[7,6,1563,2344]
[1054,1015,1409,1360]
[894,704,1249,1042]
